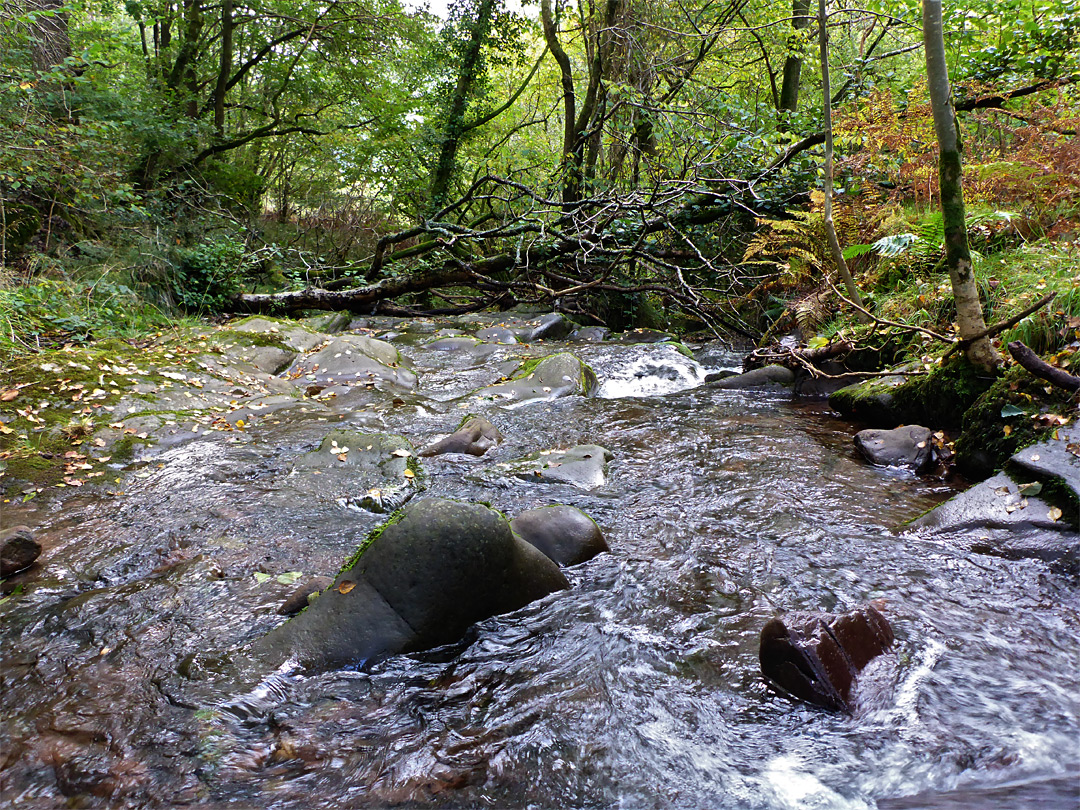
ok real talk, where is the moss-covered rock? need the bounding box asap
[954,364,1078,478]
[830,360,996,428]
[470,352,598,406]
[252,498,569,671]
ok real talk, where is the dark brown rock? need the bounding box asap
[419,415,502,457]
[760,604,894,712]
[1,526,41,577]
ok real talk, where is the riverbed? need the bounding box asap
[2,316,1077,808]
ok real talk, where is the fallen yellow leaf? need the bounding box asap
[338,581,355,594]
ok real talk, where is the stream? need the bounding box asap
[2,316,1078,808]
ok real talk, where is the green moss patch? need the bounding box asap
[339,508,407,574]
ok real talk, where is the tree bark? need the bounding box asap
[818,0,867,320]
[213,0,234,137]
[779,0,810,111]
[1007,341,1080,392]
[923,0,999,371]
[232,266,479,314]
[25,0,71,72]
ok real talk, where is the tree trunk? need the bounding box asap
[818,0,867,320]
[428,0,498,215]
[213,0,234,137]
[779,0,810,111]
[922,0,1000,371]
[540,0,579,207]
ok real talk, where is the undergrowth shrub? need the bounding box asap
[173,236,248,314]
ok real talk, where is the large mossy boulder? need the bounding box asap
[252,498,569,671]
[471,352,598,406]
[830,361,995,429]
[954,364,1079,479]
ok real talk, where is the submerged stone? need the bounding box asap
[495,445,613,490]
[292,430,423,513]
[707,365,794,390]
[511,505,608,566]
[760,604,894,712]
[253,498,569,671]
[568,326,610,343]
[474,326,518,344]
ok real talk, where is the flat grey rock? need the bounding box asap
[855,425,934,472]
[287,335,417,390]
[1009,425,1080,501]
[497,445,613,490]
[229,317,327,352]
[471,353,598,407]
[426,336,483,352]
[568,326,610,343]
[707,365,794,389]
[911,468,1080,540]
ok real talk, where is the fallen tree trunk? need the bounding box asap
[1007,341,1080,393]
[228,259,510,314]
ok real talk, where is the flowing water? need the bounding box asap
[2,322,1078,809]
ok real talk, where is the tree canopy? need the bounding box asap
[2,0,1078,339]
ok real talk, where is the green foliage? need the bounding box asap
[172,237,248,314]
[0,276,174,360]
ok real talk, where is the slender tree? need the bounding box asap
[779,0,811,111]
[922,0,1000,370]
[818,0,867,318]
